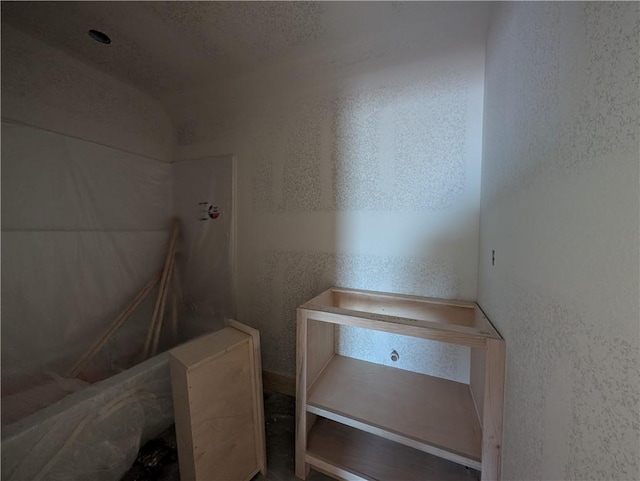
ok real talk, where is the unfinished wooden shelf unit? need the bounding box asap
[295,287,505,481]
[170,320,266,481]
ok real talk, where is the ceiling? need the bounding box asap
[1,1,491,100]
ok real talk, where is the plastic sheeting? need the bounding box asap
[1,354,173,481]
[1,125,235,481]
[172,156,234,339]
[1,122,172,422]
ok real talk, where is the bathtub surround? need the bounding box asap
[171,156,236,340]
[1,24,234,413]
[1,25,174,413]
[1,355,173,481]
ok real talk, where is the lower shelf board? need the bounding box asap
[307,355,482,468]
[306,418,480,481]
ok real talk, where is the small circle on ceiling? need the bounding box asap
[88,29,111,44]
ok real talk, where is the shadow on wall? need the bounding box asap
[237,55,484,379]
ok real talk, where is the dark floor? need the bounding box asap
[251,392,332,481]
[124,392,331,481]
[127,391,479,481]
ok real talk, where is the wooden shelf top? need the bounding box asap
[169,327,249,371]
[307,418,480,481]
[307,355,482,466]
[300,287,501,347]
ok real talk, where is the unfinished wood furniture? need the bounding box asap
[68,219,183,378]
[169,320,266,481]
[296,287,505,481]
[67,271,161,378]
[145,217,180,359]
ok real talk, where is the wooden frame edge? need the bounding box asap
[481,338,506,481]
[226,319,267,477]
[263,370,296,397]
[295,309,310,479]
[331,286,477,308]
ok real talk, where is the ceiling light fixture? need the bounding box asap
[88,29,111,44]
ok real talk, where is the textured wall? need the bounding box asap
[170,9,488,379]
[480,3,639,479]
[1,24,173,162]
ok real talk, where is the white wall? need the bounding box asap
[1,25,174,408]
[1,24,173,161]
[479,3,639,479]
[169,4,489,378]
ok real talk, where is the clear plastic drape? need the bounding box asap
[1,122,171,423]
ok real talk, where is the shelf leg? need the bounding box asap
[481,338,506,481]
[295,308,310,479]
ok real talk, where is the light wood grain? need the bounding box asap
[307,355,482,464]
[481,338,506,481]
[169,323,265,481]
[334,290,476,324]
[296,287,506,481]
[470,347,486,426]
[295,308,310,479]
[144,219,180,358]
[169,356,196,481]
[307,418,480,481]
[306,412,318,436]
[305,454,369,481]
[474,305,502,342]
[172,259,185,304]
[247,337,267,478]
[306,405,481,471]
[307,308,488,348]
[300,288,335,309]
[227,319,267,476]
[170,287,178,345]
[67,271,161,378]
[189,342,257,481]
[336,290,501,339]
[331,286,477,308]
[309,287,501,341]
[263,370,296,397]
[150,252,176,356]
[306,317,336,388]
[170,260,183,345]
[170,327,247,371]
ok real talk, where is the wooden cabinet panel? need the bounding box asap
[170,321,266,481]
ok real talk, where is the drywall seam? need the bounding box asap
[1,118,169,164]
[168,19,486,377]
